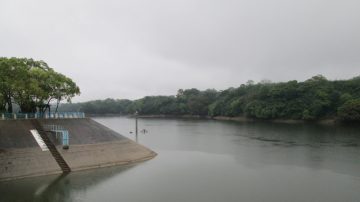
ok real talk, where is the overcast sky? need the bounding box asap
[1,0,359,102]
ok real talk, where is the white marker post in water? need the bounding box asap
[135,111,138,142]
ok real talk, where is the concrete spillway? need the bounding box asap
[0,118,157,181]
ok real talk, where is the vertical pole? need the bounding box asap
[13,113,17,119]
[135,111,138,142]
[1,113,4,120]
[25,114,28,119]
[135,116,138,142]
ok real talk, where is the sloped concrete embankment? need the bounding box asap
[0,118,156,181]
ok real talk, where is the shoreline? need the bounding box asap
[88,114,344,125]
[212,116,338,125]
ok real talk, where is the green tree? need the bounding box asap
[337,99,360,121]
[0,57,29,112]
[0,57,80,113]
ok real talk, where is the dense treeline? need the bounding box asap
[59,75,360,122]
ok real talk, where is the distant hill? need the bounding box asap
[58,75,360,122]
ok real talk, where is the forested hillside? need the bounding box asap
[59,75,360,121]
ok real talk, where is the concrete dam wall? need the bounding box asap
[0,118,156,181]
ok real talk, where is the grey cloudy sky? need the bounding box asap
[1,0,359,102]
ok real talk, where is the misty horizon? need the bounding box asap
[1,0,360,102]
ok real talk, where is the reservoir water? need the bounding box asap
[1,117,360,202]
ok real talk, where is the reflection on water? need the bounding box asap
[1,117,360,202]
[0,165,135,202]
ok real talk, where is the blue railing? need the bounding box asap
[0,112,85,120]
[43,124,66,131]
[44,124,70,147]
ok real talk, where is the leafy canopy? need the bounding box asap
[0,57,80,113]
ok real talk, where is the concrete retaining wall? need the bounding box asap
[57,140,156,171]
[0,118,156,181]
[0,147,61,181]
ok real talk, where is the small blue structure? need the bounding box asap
[62,130,69,146]
[43,125,70,149]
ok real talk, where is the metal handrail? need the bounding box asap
[43,124,70,147]
[0,112,85,120]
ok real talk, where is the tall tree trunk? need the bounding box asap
[55,99,60,113]
[7,100,12,113]
[0,95,6,112]
[0,102,5,112]
[2,92,12,113]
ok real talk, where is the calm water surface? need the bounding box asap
[1,117,360,202]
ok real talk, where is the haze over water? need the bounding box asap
[1,117,360,202]
[2,0,360,101]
